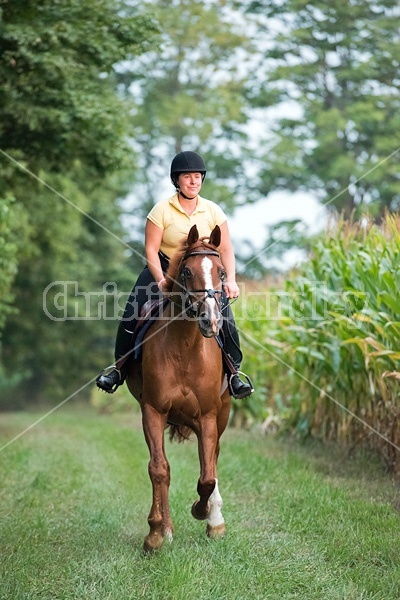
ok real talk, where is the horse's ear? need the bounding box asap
[209,225,221,248]
[187,224,199,245]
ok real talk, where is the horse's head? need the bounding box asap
[176,225,225,338]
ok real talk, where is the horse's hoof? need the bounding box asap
[191,500,211,521]
[143,540,155,554]
[206,523,226,539]
[143,533,164,553]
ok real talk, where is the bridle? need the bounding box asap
[180,249,224,318]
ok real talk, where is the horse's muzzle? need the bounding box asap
[198,309,223,338]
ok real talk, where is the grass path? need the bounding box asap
[0,405,399,599]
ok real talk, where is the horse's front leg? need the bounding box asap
[141,403,173,552]
[205,390,230,538]
[206,478,226,539]
[191,416,225,537]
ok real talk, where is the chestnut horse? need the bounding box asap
[126,224,231,552]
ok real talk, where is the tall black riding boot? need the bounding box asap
[221,302,254,399]
[96,322,134,393]
[96,263,162,394]
[96,260,165,394]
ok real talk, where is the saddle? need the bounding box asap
[114,299,169,370]
[114,298,237,380]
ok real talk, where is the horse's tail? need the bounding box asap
[168,424,193,443]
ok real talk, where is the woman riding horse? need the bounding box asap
[128,224,231,550]
[96,150,254,399]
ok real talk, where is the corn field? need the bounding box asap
[240,215,400,471]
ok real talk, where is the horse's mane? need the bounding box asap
[164,236,219,293]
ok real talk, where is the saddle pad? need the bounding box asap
[132,298,169,362]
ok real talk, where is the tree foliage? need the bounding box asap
[1,170,138,405]
[241,0,400,218]
[0,0,157,173]
[0,0,158,404]
[123,0,256,225]
[0,196,21,330]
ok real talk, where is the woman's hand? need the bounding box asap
[224,280,240,299]
[157,277,167,293]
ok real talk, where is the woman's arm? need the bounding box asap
[145,219,166,289]
[218,221,240,299]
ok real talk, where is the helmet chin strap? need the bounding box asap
[177,189,197,200]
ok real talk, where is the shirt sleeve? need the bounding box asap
[210,202,228,227]
[147,201,165,229]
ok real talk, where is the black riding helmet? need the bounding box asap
[170,151,207,188]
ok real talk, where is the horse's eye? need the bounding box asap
[182,267,192,278]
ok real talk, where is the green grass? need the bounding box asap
[1,405,400,599]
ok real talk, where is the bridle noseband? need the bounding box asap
[180,249,224,318]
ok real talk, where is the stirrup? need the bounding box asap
[95,364,123,394]
[229,370,255,399]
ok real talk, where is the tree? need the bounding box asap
[0,196,21,330]
[121,0,256,240]
[0,0,157,174]
[1,168,136,405]
[0,0,159,404]
[241,0,400,219]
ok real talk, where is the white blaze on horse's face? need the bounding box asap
[201,257,213,288]
[198,257,223,338]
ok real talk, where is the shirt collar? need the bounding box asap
[169,193,207,214]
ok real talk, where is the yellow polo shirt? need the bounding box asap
[147,194,227,257]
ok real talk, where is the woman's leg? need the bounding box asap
[221,297,254,399]
[96,267,161,392]
[116,267,161,358]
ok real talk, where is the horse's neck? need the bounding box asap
[164,301,203,346]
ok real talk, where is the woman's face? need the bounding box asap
[178,172,203,198]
